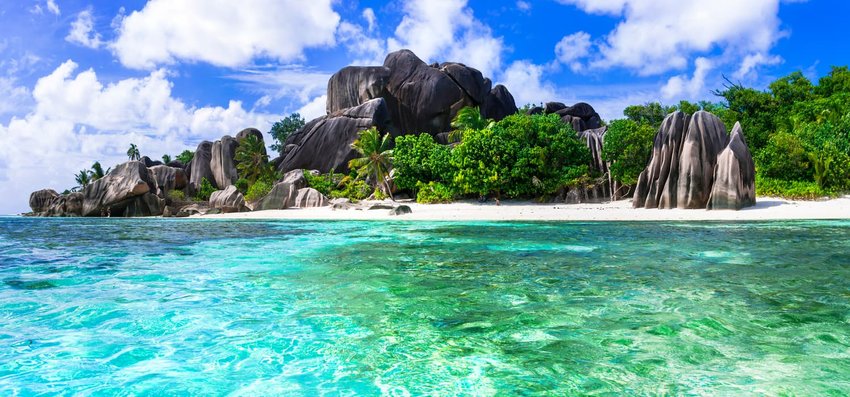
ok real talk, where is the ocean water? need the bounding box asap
[1,217,849,396]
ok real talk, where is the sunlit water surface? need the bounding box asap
[1,217,849,396]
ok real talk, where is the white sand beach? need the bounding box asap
[200,196,850,221]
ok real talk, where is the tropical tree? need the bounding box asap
[270,113,306,154]
[348,127,394,200]
[90,161,109,180]
[127,143,140,161]
[162,154,172,164]
[176,150,194,165]
[75,169,92,190]
[450,106,493,142]
[234,134,270,185]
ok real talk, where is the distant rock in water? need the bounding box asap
[29,189,58,213]
[634,111,756,210]
[81,161,163,217]
[148,165,188,197]
[708,123,756,210]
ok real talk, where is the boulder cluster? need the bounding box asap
[633,111,756,210]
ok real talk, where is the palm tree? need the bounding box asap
[162,154,172,164]
[348,127,394,200]
[90,161,109,181]
[449,106,493,142]
[234,134,269,184]
[127,143,140,161]
[75,169,92,190]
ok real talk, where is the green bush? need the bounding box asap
[756,176,835,199]
[330,178,372,201]
[196,177,216,201]
[756,132,812,182]
[393,134,455,191]
[235,178,250,194]
[602,119,656,186]
[416,181,454,203]
[303,171,340,196]
[167,189,185,201]
[245,178,274,202]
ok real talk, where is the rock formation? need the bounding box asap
[209,185,249,213]
[148,165,188,196]
[211,135,239,189]
[81,161,163,217]
[279,169,307,190]
[634,111,756,210]
[29,189,58,213]
[293,188,329,208]
[280,98,391,173]
[45,192,83,217]
[254,182,298,211]
[708,123,756,210]
[188,141,215,193]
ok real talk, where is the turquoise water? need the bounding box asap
[1,218,849,396]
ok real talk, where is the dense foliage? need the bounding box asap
[393,134,454,192]
[176,150,194,165]
[196,177,215,201]
[235,134,270,185]
[602,119,655,186]
[270,113,305,155]
[349,127,394,199]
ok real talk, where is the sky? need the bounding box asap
[1,0,848,214]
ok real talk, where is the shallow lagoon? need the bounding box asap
[1,217,849,395]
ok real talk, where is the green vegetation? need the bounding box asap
[449,106,493,142]
[303,171,373,202]
[235,134,271,185]
[393,134,454,193]
[74,169,92,190]
[349,127,395,200]
[127,143,140,161]
[244,177,274,202]
[602,119,655,186]
[196,177,215,201]
[167,190,186,201]
[415,181,454,203]
[176,150,194,165]
[90,161,109,181]
[161,154,172,164]
[270,113,306,155]
[303,171,338,197]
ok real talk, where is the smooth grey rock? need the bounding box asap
[81,161,160,217]
[209,185,249,213]
[544,102,567,114]
[255,182,298,211]
[633,112,691,209]
[211,136,239,189]
[176,203,208,217]
[676,111,729,209]
[440,62,491,105]
[29,189,58,213]
[708,123,756,210]
[481,85,518,121]
[280,98,391,174]
[45,192,84,217]
[326,66,392,114]
[188,141,215,194]
[148,165,188,196]
[293,188,329,208]
[388,205,412,216]
[368,203,395,210]
[140,156,164,168]
[279,169,307,190]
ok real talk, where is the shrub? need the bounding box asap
[602,119,656,186]
[416,181,454,203]
[756,176,835,199]
[303,171,340,196]
[235,178,250,194]
[756,131,812,182]
[245,178,274,202]
[196,177,216,201]
[167,190,185,201]
[330,178,372,201]
[393,134,455,191]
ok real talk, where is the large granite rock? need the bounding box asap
[279,169,307,190]
[633,112,691,209]
[29,189,58,213]
[480,85,518,121]
[81,161,163,217]
[327,66,392,113]
[140,156,164,168]
[576,127,611,201]
[676,111,729,209]
[45,192,84,217]
[209,185,249,213]
[211,135,239,189]
[293,188,328,208]
[634,111,756,210]
[254,182,298,211]
[708,123,756,210]
[280,98,391,173]
[188,141,215,193]
[148,165,188,196]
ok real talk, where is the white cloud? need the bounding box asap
[297,95,327,121]
[47,0,60,16]
[337,21,387,66]
[0,77,30,117]
[501,60,557,107]
[363,8,377,32]
[229,67,331,106]
[661,57,713,99]
[557,0,786,75]
[112,0,341,69]
[555,31,592,71]
[734,53,783,80]
[0,60,280,214]
[517,1,532,11]
[66,9,103,49]
[387,0,503,78]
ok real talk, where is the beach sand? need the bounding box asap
[199,196,850,221]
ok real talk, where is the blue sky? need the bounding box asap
[0,0,847,214]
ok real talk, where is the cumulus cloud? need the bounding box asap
[387,0,503,78]
[555,31,592,71]
[557,0,786,75]
[734,53,783,80]
[29,0,60,16]
[0,60,279,214]
[501,60,557,107]
[297,95,328,121]
[66,9,103,49]
[517,1,532,12]
[112,0,340,69]
[661,57,713,99]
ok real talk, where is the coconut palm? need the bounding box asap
[234,134,269,184]
[449,106,494,142]
[90,161,109,181]
[127,143,140,161]
[75,169,92,190]
[348,127,394,200]
[162,154,172,164]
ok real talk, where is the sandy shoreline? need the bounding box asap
[199,196,850,222]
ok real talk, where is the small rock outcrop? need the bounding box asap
[293,188,329,208]
[148,165,188,196]
[211,136,239,189]
[280,98,391,174]
[82,161,163,217]
[29,189,59,213]
[389,205,412,216]
[188,141,215,193]
[45,192,83,217]
[708,123,756,210]
[254,182,298,211]
[634,111,756,210]
[279,169,307,190]
[209,185,249,213]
